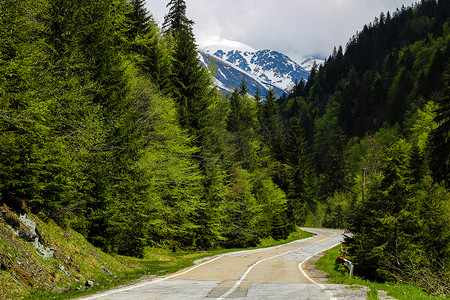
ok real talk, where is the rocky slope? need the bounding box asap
[0,204,138,299]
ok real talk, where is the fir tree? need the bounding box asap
[430,66,450,185]
[258,88,284,159]
[163,0,212,136]
[126,0,153,37]
[284,117,316,227]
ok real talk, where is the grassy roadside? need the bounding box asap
[315,245,449,300]
[24,229,313,300]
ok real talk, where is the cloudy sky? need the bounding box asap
[146,0,414,62]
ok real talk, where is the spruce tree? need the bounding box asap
[126,0,153,37]
[163,0,212,137]
[258,88,284,159]
[163,0,232,249]
[430,65,450,186]
[284,117,316,227]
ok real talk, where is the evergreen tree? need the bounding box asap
[430,65,450,185]
[239,78,249,95]
[163,0,235,249]
[125,4,173,94]
[322,128,351,197]
[0,0,78,219]
[126,0,153,37]
[347,140,415,280]
[258,88,284,159]
[227,87,258,170]
[163,0,212,137]
[284,118,316,227]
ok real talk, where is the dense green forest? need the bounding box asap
[279,0,450,295]
[0,0,449,296]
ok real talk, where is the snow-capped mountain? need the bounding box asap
[299,56,325,72]
[198,39,323,97]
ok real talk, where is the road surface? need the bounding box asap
[77,228,367,299]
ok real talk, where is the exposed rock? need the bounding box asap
[85,280,95,288]
[59,264,72,277]
[14,214,54,259]
[378,290,397,299]
[86,248,99,256]
[2,208,54,259]
[102,266,114,276]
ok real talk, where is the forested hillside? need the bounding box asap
[0,0,296,259]
[1,0,449,297]
[278,0,450,296]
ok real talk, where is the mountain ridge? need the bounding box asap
[199,40,324,96]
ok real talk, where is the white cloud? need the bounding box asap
[147,0,414,62]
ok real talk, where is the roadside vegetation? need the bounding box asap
[316,245,449,300]
[1,0,449,298]
[0,207,312,300]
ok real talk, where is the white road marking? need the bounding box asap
[78,234,316,300]
[79,254,225,300]
[79,230,341,300]
[216,247,302,300]
[298,232,341,300]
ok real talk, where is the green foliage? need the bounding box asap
[258,88,285,159]
[282,117,317,226]
[275,3,450,297]
[429,64,450,185]
[2,4,448,300]
[316,245,446,300]
[346,139,450,296]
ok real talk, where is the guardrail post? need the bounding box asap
[343,259,354,278]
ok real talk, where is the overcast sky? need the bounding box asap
[146,0,414,62]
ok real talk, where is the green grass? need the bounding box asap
[315,245,449,300]
[24,229,313,300]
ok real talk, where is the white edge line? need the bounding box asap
[298,235,342,300]
[79,231,321,300]
[80,254,225,300]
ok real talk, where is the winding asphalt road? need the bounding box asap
[77,228,366,300]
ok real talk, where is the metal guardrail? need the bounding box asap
[343,258,354,278]
[339,245,354,278]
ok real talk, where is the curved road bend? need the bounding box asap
[77,228,365,300]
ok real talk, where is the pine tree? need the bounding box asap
[239,78,249,95]
[126,0,153,37]
[258,88,285,159]
[430,65,450,186]
[0,0,76,217]
[125,3,173,94]
[346,140,415,281]
[284,117,316,227]
[163,0,234,249]
[163,0,212,136]
[227,87,258,170]
[322,127,351,197]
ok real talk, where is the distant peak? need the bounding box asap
[199,37,256,54]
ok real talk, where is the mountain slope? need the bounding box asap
[199,50,286,96]
[199,40,323,96]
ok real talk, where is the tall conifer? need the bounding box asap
[163,0,211,135]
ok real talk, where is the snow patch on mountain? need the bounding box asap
[201,37,256,54]
[199,39,324,96]
[299,56,325,72]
